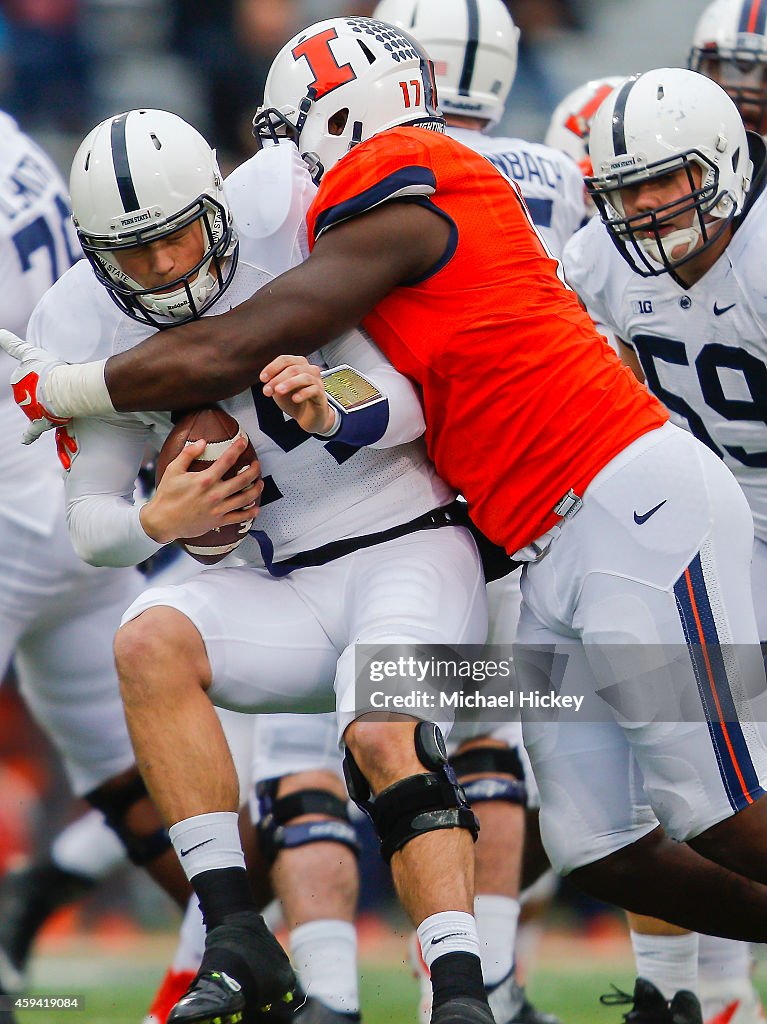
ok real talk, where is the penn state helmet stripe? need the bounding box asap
[739,0,767,34]
[110,114,141,213]
[611,76,638,157]
[458,0,480,97]
[674,553,765,813]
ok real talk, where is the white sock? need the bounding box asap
[172,897,206,972]
[474,894,519,986]
[417,911,481,971]
[51,811,126,880]
[630,930,699,999]
[290,920,359,1014]
[168,812,244,882]
[698,934,752,985]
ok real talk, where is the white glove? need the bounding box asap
[0,329,71,444]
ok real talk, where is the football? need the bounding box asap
[155,406,260,565]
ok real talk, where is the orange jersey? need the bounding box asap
[307,128,668,553]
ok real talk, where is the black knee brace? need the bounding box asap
[255,778,360,865]
[86,774,171,867]
[450,746,528,807]
[343,722,479,863]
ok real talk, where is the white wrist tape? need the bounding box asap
[45,359,115,418]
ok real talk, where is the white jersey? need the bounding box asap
[447,125,586,258]
[0,112,81,534]
[563,181,767,542]
[29,143,453,569]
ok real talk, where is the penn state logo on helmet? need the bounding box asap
[252,17,444,182]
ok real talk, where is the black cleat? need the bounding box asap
[431,997,496,1024]
[600,978,703,1024]
[169,911,296,1024]
[0,861,94,990]
[293,997,361,1024]
[168,972,246,1024]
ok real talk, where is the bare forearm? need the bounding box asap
[42,203,446,417]
[105,268,345,412]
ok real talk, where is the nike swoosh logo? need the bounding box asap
[633,499,667,525]
[18,390,33,407]
[430,932,471,945]
[179,837,215,857]
[713,302,736,316]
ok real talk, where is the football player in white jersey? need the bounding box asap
[690,0,767,137]
[547,69,761,1022]
[374,0,585,257]
[34,109,488,1024]
[0,111,200,1024]
[545,77,626,218]
[563,68,767,1022]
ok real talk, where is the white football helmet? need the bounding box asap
[252,17,444,182]
[70,109,237,328]
[372,0,520,128]
[587,68,752,280]
[544,77,626,175]
[690,0,767,135]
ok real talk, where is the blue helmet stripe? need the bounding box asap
[110,114,140,213]
[458,0,480,97]
[611,76,638,157]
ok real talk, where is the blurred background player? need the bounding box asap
[374,0,585,254]
[563,66,767,1023]
[544,76,625,216]
[689,0,767,137]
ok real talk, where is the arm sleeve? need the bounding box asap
[64,414,162,567]
[319,328,425,448]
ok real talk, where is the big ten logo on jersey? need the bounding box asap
[632,299,654,315]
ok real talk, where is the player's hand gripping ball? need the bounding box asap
[156,406,260,564]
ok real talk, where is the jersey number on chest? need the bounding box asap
[634,334,767,468]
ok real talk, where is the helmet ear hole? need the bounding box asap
[328,109,350,136]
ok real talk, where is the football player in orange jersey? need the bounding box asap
[8,15,767,1024]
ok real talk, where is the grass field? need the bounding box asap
[11,966,644,1024]
[9,933,767,1024]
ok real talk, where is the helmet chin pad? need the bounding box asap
[638,225,702,267]
[82,196,238,328]
[135,261,220,321]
